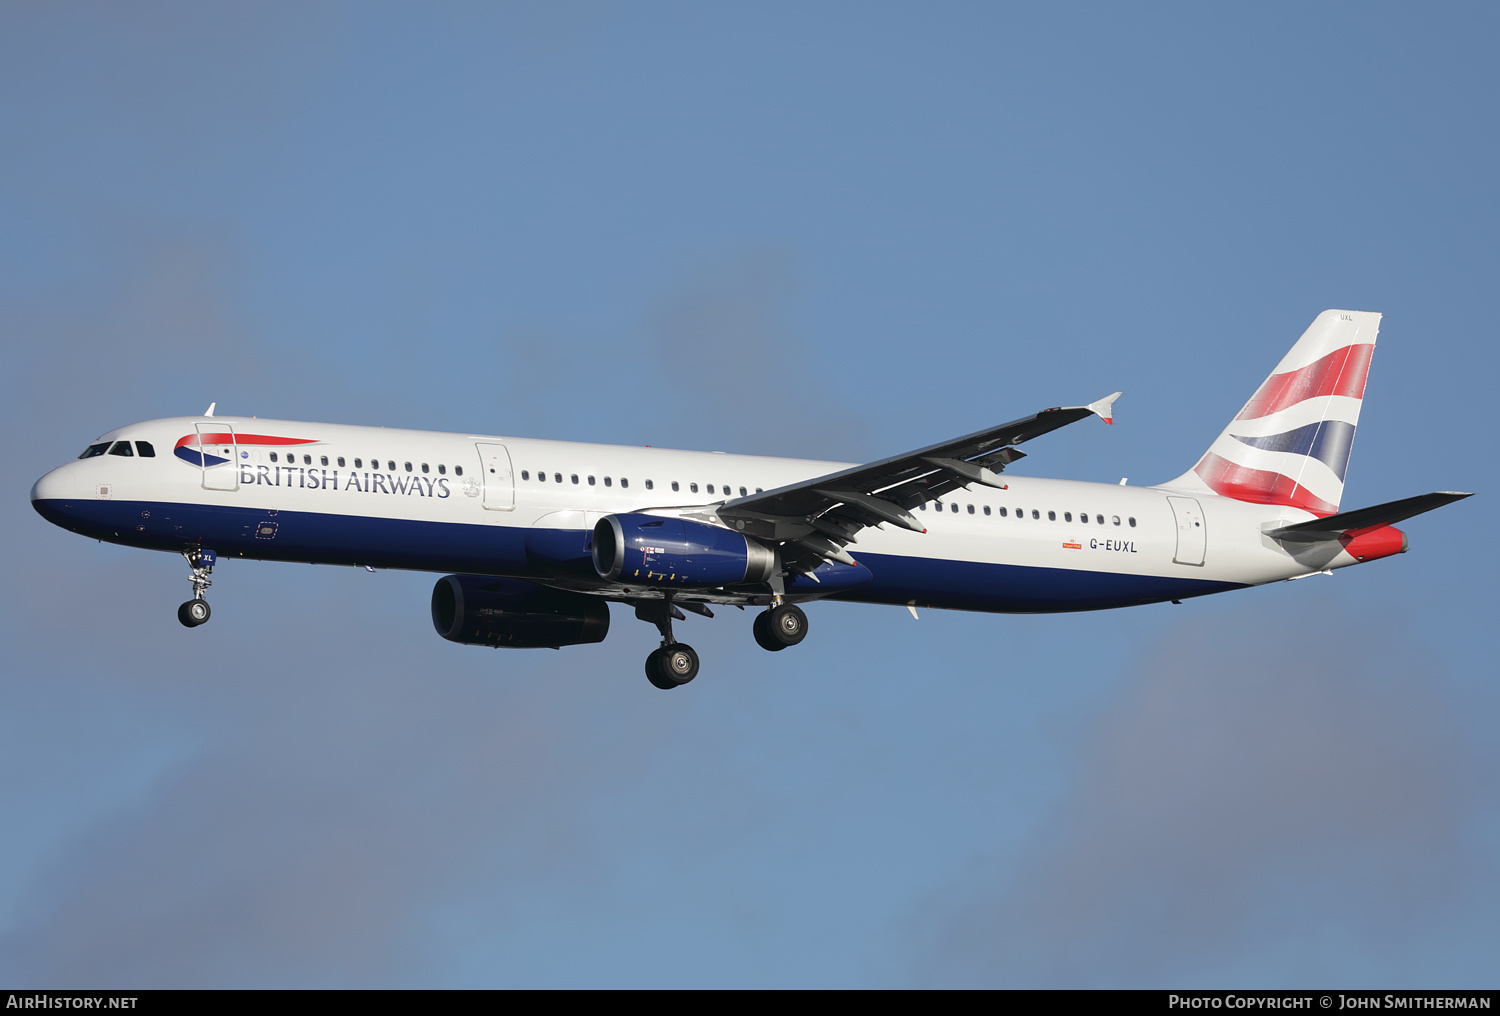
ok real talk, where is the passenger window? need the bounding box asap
[388,461,396,471]
[270,452,280,463]
[998,507,1007,517]
[305,455,313,465]
[1113,516,1121,526]
[354,458,362,468]
[706,484,715,494]
[404,462,412,472]
[1064,512,1072,522]
[1096,514,1104,525]
[645,479,654,490]
[1048,511,1056,521]
[690,483,698,493]
[756,488,763,493]
[571,474,579,484]
[621,478,629,488]
[135,441,155,458]
[1079,512,1088,524]
[604,477,612,487]
[918,503,926,511]
[422,463,429,473]
[78,443,111,459]
[454,466,462,476]
[109,441,133,457]
[671,481,680,492]
[1031,509,1039,519]
[967,505,975,514]
[337,457,345,467]
[983,505,991,515]
[588,475,595,485]
[321,456,329,466]
[521,471,530,480]
[1128,517,1136,527]
[439,465,447,475]
[951,503,958,513]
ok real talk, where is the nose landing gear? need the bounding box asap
[177,549,216,628]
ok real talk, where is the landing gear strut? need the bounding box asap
[753,603,807,651]
[178,549,216,628]
[635,598,699,690]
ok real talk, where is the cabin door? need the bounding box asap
[475,442,515,511]
[1167,496,1206,566]
[194,422,239,492]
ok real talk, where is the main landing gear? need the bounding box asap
[634,598,811,690]
[753,603,807,652]
[177,549,216,628]
[635,599,700,690]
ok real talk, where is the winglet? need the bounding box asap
[204,402,216,417]
[1086,392,1121,425]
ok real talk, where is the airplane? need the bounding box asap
[30,310,1470,690]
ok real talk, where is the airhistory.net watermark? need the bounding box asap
[5,998,137,1009]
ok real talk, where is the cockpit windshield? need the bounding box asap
[77,440,154,459]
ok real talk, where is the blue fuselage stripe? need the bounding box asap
[33,498,1242,613]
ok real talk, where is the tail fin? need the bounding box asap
[1162,310,1381,516]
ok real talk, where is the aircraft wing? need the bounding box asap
[716,393,1121,573]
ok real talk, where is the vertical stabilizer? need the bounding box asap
[1161,310,1380,516]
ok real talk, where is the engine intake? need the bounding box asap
[431,575,610,649]
[593,513,777,588]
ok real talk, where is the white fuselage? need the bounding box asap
[32,415,1366,615]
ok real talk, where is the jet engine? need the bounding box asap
[592,513,777,588]
[431,575,610,649]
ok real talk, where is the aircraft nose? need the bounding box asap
[31,464,77,505]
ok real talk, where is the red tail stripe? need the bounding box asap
[1193,452,1338,516]
[1235,343,1374,421]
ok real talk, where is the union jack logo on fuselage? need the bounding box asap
[173,432,318,468]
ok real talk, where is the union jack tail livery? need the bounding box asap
[1166,310,1380,516]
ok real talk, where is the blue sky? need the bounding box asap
[2,3,1496,987]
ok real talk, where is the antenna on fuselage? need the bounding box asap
[204,403,216,417]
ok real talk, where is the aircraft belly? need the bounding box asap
[835,551,1246,612]
[32,498,531,575]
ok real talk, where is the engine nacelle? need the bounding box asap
[431,575,610,649]
[593,513,777,588]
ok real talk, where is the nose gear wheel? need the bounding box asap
[177,549,216,628]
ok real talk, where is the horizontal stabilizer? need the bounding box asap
[1265,491,1472,542]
